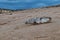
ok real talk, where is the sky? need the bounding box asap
[0,0,60,10]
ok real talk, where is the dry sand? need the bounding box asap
[0,7,60,40]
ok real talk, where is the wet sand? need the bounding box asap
[0,7,60,40]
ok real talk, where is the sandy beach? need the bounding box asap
[0,7,60,40]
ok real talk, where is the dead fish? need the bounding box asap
[25,17,52,25]
[25,17,37,24]
[40,17,52,24]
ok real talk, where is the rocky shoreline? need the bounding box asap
[0,4,60,15]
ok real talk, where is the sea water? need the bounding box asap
[0,0,60,10]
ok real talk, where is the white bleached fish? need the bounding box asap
[25,17,52,25]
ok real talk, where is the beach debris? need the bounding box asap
[0,9,12,15]
[25,17,52,25]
